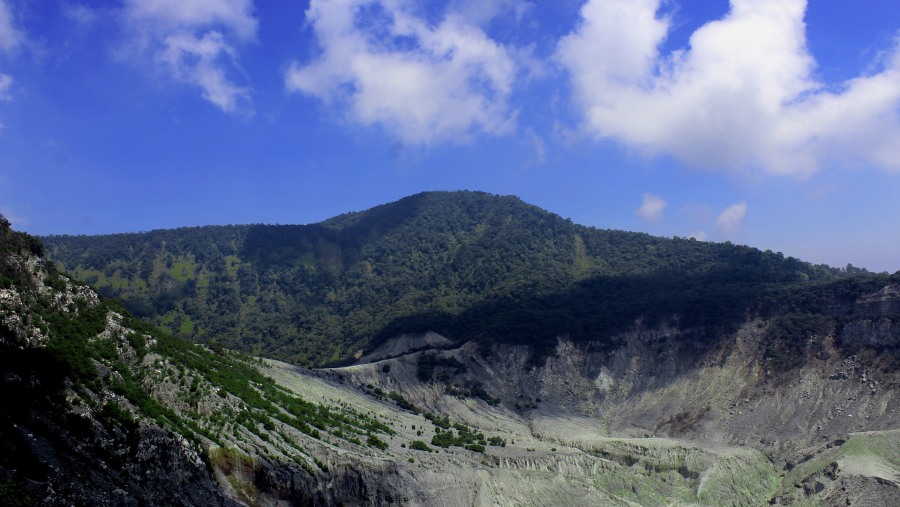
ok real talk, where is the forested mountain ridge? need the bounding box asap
[43,190,878,365]
[7,207,900,505]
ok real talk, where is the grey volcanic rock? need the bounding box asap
[314,285,900,505]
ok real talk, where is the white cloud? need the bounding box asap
[716,202,747,234]
[0,72,11,99]
[126,0,257,39]
[123,0,257,114]
[636,193,666,223]
[65,4,100,27]
[0,0,22,129]
[558,0,900,176]
[0,73,9,128]
[285,0,520,146]
[156,31,251,113]
[0,0,22,55]
[526,128,546,163]
[453,0,533,26]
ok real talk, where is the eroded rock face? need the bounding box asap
[838,317,900,349]
[248,459,417,506]
[846,284,900,317]
[322,285,900,505]
[369,323,864,450]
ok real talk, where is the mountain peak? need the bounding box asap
[320,190,542,231]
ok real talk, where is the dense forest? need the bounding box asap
[42,191,892,365]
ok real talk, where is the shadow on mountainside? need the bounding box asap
[372,267,900,366]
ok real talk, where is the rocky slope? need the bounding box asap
[0,218,413,505]
[321,300,900,506]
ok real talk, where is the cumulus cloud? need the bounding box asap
[126,0,256,39]
[558,0,900,176]
[716,202,747,234]
[636,193,666,223]
[285,0,520,146]
[123,0,257,114]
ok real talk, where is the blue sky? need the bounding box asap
[0,0,898,271]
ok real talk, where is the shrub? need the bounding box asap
[409,440,432,452]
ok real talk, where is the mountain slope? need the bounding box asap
[42,190,857,365]
[0,216,414,505]
[5,214,900,505]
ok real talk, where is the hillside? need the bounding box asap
[0,214,414,504]
[5,213,900,505]
[42,190,863,366]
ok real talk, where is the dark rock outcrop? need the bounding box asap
[1,408,238,506]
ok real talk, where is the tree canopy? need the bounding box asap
[41,191,885,365]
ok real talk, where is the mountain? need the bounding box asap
[42,190,864,366]
[5,207,900,505]
[0,214,415,505]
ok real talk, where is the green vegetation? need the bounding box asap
[97,401,138,430]
[424,412,452,430]
[387,391,420,413]
[430,423,488,452]
[409,440,433,452]
[487,436,506,447]
[41,191,886,366]
[764,313,830,371]
[366,434,388,450]
[40,301,111,390]
[148,328,394,447]
[1,217,395,469]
